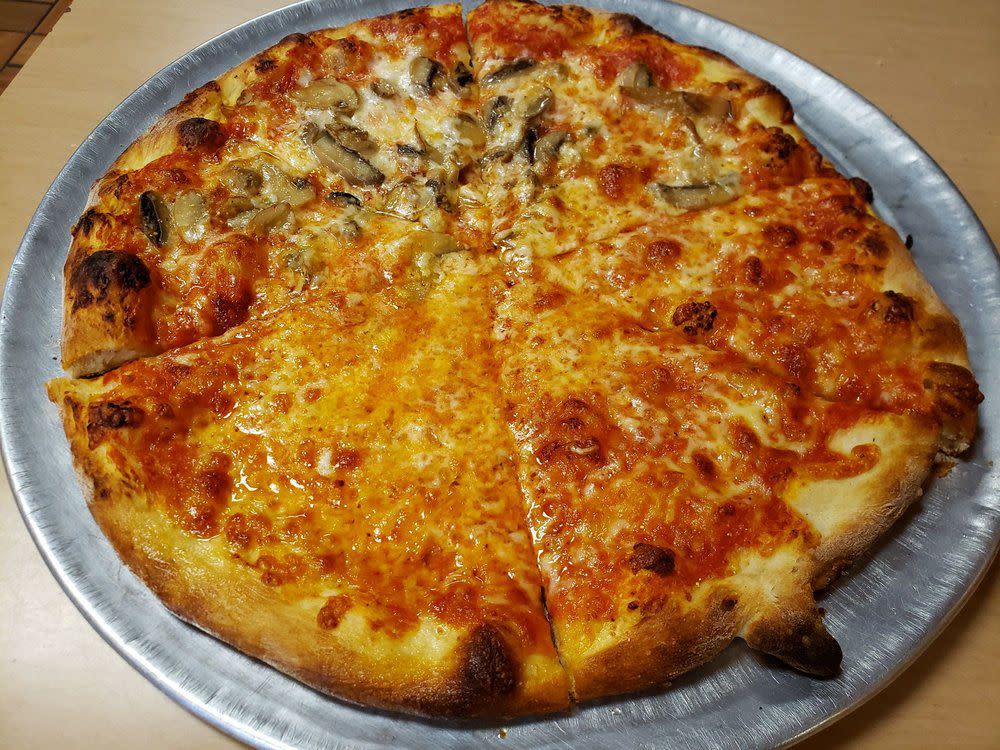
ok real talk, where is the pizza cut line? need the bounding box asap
[47,0,982,718]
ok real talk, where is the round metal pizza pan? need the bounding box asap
[2,1,998,747]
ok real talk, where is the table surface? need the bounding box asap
[0,1,997,747]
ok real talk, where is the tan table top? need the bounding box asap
[0,1,997,747]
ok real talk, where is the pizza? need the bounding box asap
[47,0,982,718]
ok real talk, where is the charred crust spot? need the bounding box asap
[747,612,843,678]
[743,255,764,286]
[177,117,226,150]
[692,451,716,481]
[73,208,110,237]
[672,300,717,336]
[210,287,253,334]
[880,291,915,323]
[458,624,518,703]
[280,32,314,46]
[255,57,276,73]
[535,397,610,476]
[923,362,984,417]
[87,401,144,434]
[762,223,799,249]
[905,234,914,249]
[860,231,889,258]
[849,176,874,204]
[69,250,150,311]
[317,595,351,630]
[628,542,676,576]
[609,12,658,37]
[721,597,738,611]
[760,127,797,160]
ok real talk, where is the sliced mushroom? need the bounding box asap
[486,95,512,133]
[414,124,443,163]
[482,57,536,85]
[220,164,262,196]
[622,86,732,121]
[532,130,568,171]
[453,62,473,87]
[409,56,442,94]
[246,202,292,234]
[384,182,436,220]
[651,173,742,210]
[682,91,733,120]
[139,191,169,246]
[408,231,465,279]
[452,113,486,148]
[261,163,315,207]
[370,78,398,99]
[619,61,654,89]
[216,195,255,221]
[396,143,425,159]
[326,191,362,207]
[292,78,360,113]
[171,190,208,243]
[310,131,384,187]
[325,121,376,156]
[484,95,528,151]
[523,87,553,119]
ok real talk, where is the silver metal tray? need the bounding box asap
[2,1,998,747]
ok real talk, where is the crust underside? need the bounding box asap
[49,0,980,720]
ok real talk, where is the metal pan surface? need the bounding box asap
[2,1,998,747]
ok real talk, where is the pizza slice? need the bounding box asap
[48,265,569,717]
[493,268,940,699]
[468,0,832,261]
[63,3,488,377]
[515,176,981,453]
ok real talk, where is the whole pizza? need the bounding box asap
[47,0,983,718]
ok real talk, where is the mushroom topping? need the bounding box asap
[384,182,436,221]
[523,87,553,119]
[216,196,255,222]
[651,173,742,210]
[260,163,315,207]
[619,61,654,89]
[171,190,209,243]
[396,143,425,159]
[486,95,512,132]
[621,87,732,121]
[451,113,486,149]
[409,56,442,94]
[292,78,360,114]
[532,130,568,171]
[246,202,292,234]
[414,124,443,163]
[454,62,473,87]
[308,127,385,187]
[325,121,376,156]
[482,57,536,85]
[326,191,362,207]
[408,231,465,279]
[139,191,169,246]
[484,95,528,151]
[370,78,398,99]
[221,164,262,196]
